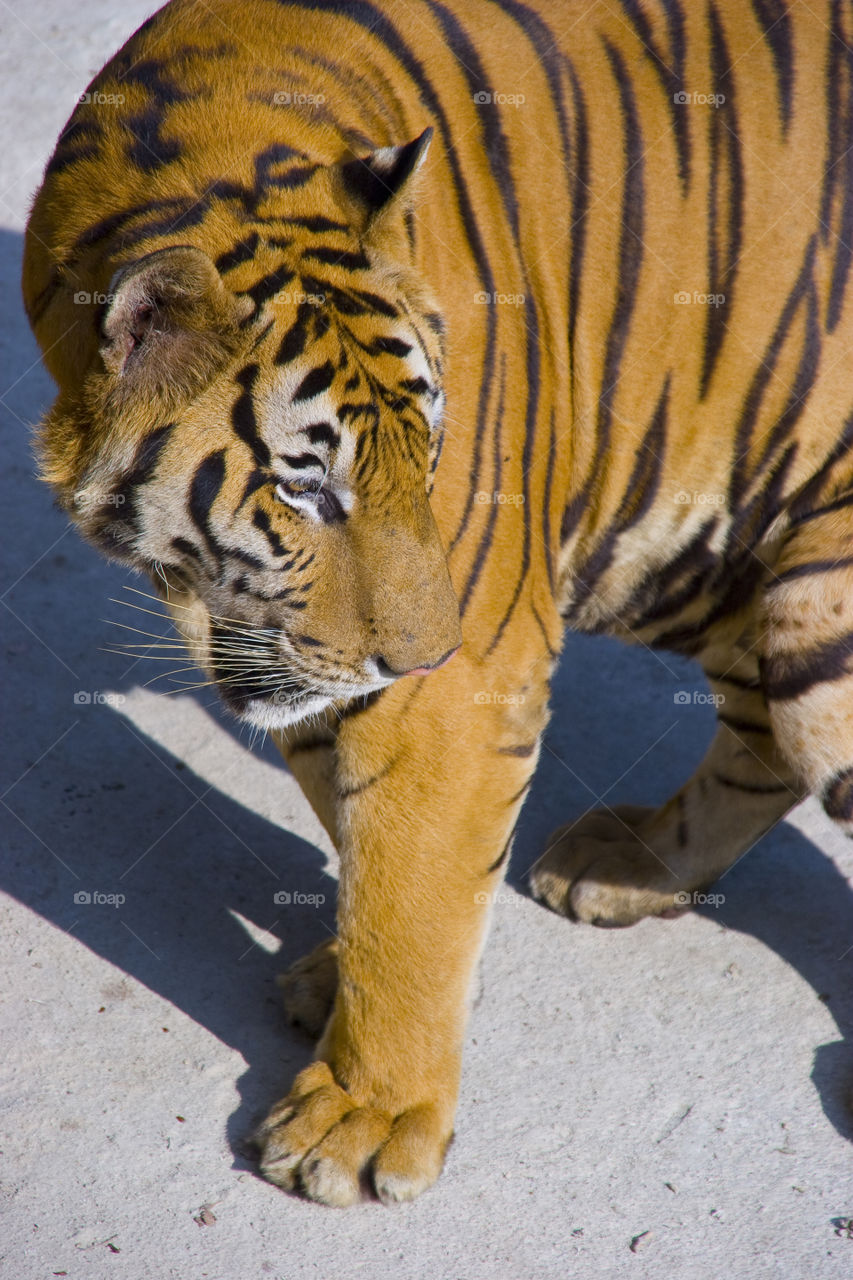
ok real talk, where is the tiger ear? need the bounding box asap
[99,245,252,406]
[340,128,433,232]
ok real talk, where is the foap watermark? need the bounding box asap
[473,90,525,107]
[273,890,326,906]
[73,890,126,907]
[673,90,725,108]
[474,290,525,306]
[673,690,725,707]
[77,91,125,106]
[273,90,326,107]
[473,890,522,906]
[73,690,126,707]
[674,290,725,306]
[73,488,125,510]
[673,890,725,907]
[475,490,525,506]
[674,490,726,506]
[474,691,526,706]
[273,289,325,307]
[73,291,117,305]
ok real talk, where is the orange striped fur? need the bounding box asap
[23,0,853,1203]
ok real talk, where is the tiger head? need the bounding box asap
[36,130,461,728]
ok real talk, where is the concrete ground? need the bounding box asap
[1,3,851,1277]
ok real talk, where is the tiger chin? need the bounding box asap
[23,0,853,1207]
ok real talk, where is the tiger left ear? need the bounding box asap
[340,127,433,227]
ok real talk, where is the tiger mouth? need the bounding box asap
[218,681,334,728]
[212,667,386,728]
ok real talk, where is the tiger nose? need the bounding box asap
[373,645,459,680]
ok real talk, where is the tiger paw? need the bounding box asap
[252,1061,452,1206]
[276,938,339,1039]
[529,805,692,926]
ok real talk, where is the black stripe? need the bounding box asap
[188,450,227,564]
[617,0,690,188]
[281,215,349,232]
[703,669,761,691]
[565,60,589,391]
[485,289,539,655]
[541,408,557,594]
[237,468,268,510]
[337,756,398,799]
[790,492,853,530]
[620,517,718,631]
[276,304,314,364]
[422,0,540,633]
[760,631,853,700]
[302,246,370,270]
[240,264,294,310]
[750,0,794,133]
[458,358,505,614]
[716,713,772,734]
[590,38,645,492]
[304,421,340,448]
[701,4,744,399]
[170,535,203,562]
[750,280,821,482]
[485,833,515,875]
[729,237,817,506]
[91,423,175,551]
[215,233,260,273]
[232,365,271,467]
[565,380,668,619]
[336,689,383,721]
[252,507,289,558]
[293,361,335,401]
[496,740,538,758]
[826,2,853,332]
[771,556,853,585]
[280,451,323,469]
[787,410,853,525]
[369,336,411,357]
[425,0,519,240]
[287,734,336,754]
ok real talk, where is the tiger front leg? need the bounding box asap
[254,655,548,1205]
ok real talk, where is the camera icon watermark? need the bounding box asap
[672,91,725,108]
[673,490,726,506]
[474,490,525,505]
[472,90,525,107]
[473,290,525,306]
[73,488,125,509]
[673,690,725,707]
[673,890,725,907]
[673,290,725,306]
[73,890,126,907]
[73,291,118,305]
[273,890,326,906]
[473,691,527,706]
[77,91,125,106]
[73,690,126,707]
[272,90,326,107]
[272,289,325,308]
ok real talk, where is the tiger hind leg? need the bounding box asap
[530,643,804,926]
[760,505,853,831]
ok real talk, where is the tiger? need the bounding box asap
[22,0,853,1206]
